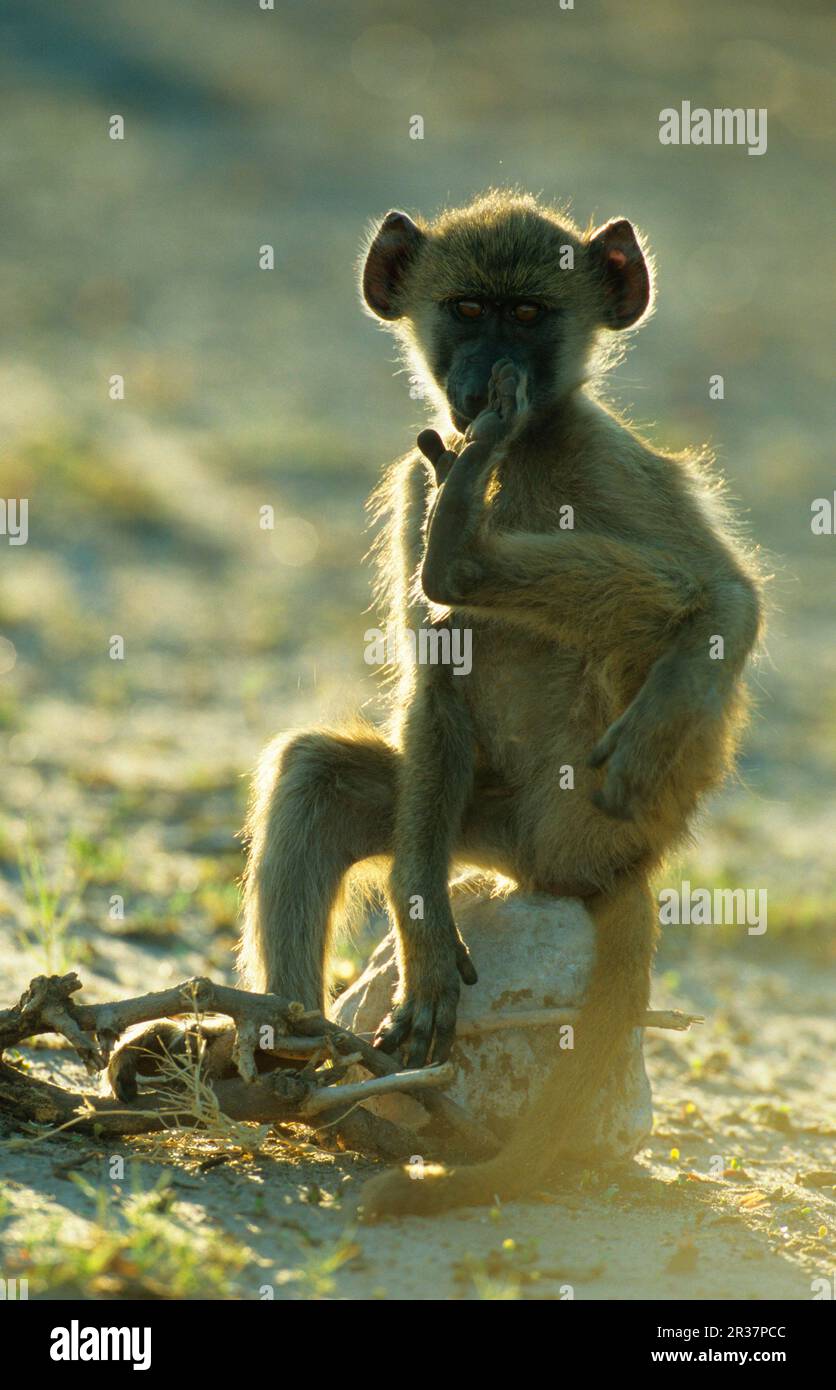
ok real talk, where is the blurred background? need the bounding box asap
[0,0,833,982]
[0,0,833,1305]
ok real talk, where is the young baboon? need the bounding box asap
[113,192,763,1218]
[242,191,762,1216]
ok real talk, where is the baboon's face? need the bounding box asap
[427,295,564,432]
[362,198,651,432]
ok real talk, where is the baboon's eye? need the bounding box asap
[513,302,540,323]
[454,299,485,320]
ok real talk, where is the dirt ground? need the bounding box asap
[0,0,833,1299]
[1,926,834,1300]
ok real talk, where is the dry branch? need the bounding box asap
[0,973,497,1160]
[2,974,698,1160]
[454,1007,704,1037]
[299,1063,453,1117]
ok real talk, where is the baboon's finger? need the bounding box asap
[417,429,446,464]
[373,1004,413,1054]
[405,1003,435,1069]
[455,939,478,986]
[418,429,458,485]
[588,714,625,768]
[496,374,518,419]
[432,1001,459,1063]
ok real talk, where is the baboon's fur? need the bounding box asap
[115,191,764,1218]
[244,192,762,1217]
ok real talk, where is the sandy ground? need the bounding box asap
[1,920,833,1301]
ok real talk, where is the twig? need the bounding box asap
[454,1007,705,1037]
[295,1020,498,1156]
[300,1063,453,1117]
[0,973,497,1159]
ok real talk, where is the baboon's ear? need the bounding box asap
[363,211,425,320]
[588,219,651,329]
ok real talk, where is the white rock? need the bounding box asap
[331,889,652,1161]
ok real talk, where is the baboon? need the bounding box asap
[113,192,763,1218]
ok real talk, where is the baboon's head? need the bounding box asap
[361,191,652,433]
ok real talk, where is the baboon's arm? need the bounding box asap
[370,450,434,633]
[469,527,761,671]
[420,432,705,656]
[370,446,481,1066]
[376,663,478,1067]
[587,569,762,818]
[420,436,491,605]
[429,521,705,656]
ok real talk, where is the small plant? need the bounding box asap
[67,833,127,887]
[453,1238,552,1300]
[141,1020,271,1158]
[17,841,86,974]
[12,1172,254,1298]
[275,1232,362,1299]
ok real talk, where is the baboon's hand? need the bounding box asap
[588,699,682,821]
[417,359,528,482]
[419,435,492,604]
[466,357,528,445]
[418,362,528,605]
[418,429,491,504]
[373,935,476,1067]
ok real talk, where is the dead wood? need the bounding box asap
[0,972,499,1160]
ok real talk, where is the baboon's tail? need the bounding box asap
[361,875,657,1218]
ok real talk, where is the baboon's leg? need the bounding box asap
[239,727,397,1007]
[241,724,519,1008]
[109,731,518,1101]
[110,731,397,1102]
